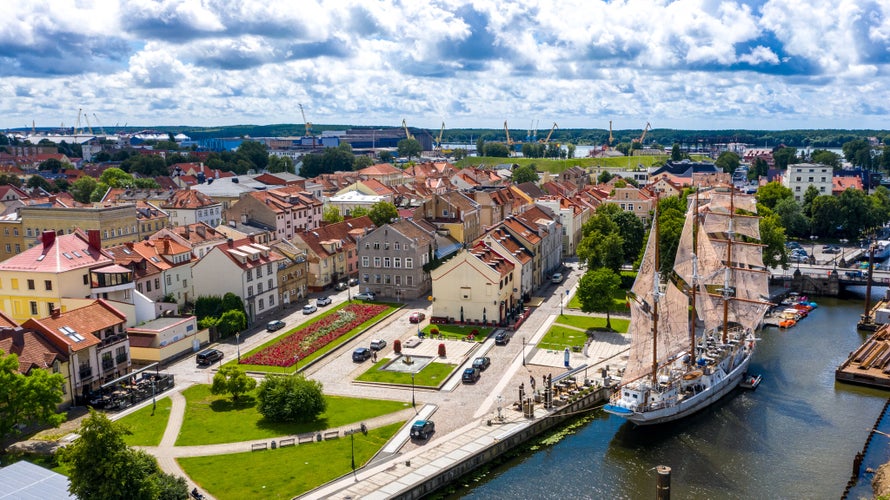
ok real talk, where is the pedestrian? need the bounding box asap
[530,375,536,391]
[372,351,377,362]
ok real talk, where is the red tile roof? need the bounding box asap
[23,299,127,353]
[0,327,68,373]
[0,229,111,273]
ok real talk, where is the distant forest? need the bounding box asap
[40,123,888,149]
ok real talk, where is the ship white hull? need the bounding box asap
[605,351,752,426]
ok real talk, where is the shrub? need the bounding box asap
[211,365,256,401]
[471,329,479,336]
[256,374,326,423]
[438,343,446,357]
[431,328,439,336]
[393,339,402,354]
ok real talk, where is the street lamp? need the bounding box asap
[151,377,156,415]
[560,288,564,316]
[522,336,526,367]
[411,373,416,412]
[810,235,818,265]
[235,332,241,362]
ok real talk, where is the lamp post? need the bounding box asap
[560,288,564,316]
[810,235,818,265]
[349,423,368,481]
[411,372,416,412]
[151,377,156,415]
[839,238,849,268]
[235,332,241,362]
[522,336,526,367]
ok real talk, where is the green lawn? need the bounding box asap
[179,421,403,500]
[116,397,172,446]
[421,324,491,341]
[554,314,629,333]
[355,360,457,386]
[230,302,398,373]
[539,325,590,351]
[176,384,409,446]
[567,283,628,310]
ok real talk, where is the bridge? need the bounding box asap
[769,264,890,297]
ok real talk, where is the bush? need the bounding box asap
[256,374,326,423]
[438,343,446,357]
[393,339,402,354]
[471,329,479,336]
[211,365,256,401]
[431,328,439,336]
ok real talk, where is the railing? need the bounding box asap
[79,366,93,379]
[100,333,128,348]
[101,359,113,371]
[116,353,128,364]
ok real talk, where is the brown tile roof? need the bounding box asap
[0,327,68,373]
[161,189,218,209]
[470,241,514,277]
[297,216,375,259]
[23,299,126,353]
[484,226,532,264]
[359,163,403,176]
[214,238,285,270]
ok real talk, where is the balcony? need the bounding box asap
[99,333,128,348]
[102,359,114,371]
[79,366,93,380]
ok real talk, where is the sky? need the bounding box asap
[1,0,889,133]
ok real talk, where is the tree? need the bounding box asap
[756,181,793,210]
[612,210,646,263]
[378,151,394,163]
[576,268,622,330]
[256,374,326,423]
[475,136,486,156]
[368,201,398,227]
[211,365,256,401]
[323,205,344,223]
[671,143,683,161]
[810,195,841,237]
[221,292,245,314]
[267,155,294,174]
[749,157,769,180]
[484,142,510,157]
[811,149,842,170]
[39,158,63,173]
[843,139,874,169]
[69,176,97,203]
[839,188,873,238]
[134,178,161,189]
[511,164,538,184]
[773,146,799,170]
[566,144,576,159]
[236,140,269,171]
[597,170,614,184]
[0,173,22,187]
[0,351,65,439]
[26,175,53,192]
[759,210,788,269]
[53,178,69,193]
[397,138,422,161]
[216,309,247,339]
[715,151,740,173]
[773,198,809,238]
[99,167,135,188]
[353,155,374,169]
[802,185,820,217]
[58,410,181,500]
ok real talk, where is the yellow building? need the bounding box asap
[20,204,140,250]
[0,216,24,263]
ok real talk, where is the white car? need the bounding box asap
[551,273,564,284]
[354,291,376,301]
[302,304,317,314]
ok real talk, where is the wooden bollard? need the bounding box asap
[656,465,671,500]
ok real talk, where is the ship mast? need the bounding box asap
[690,189,699,356]
[652,197,661,384]
[721,187,735,343]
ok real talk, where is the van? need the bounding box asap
[196,348,223,366]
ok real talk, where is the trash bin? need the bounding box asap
[270,440,277,449]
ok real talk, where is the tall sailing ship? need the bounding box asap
[604,187,771,425]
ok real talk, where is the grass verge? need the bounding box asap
[554,314,629,333]
[179,421,403,500]
[230,302,398,373]
[355,360,457,386]
[176,384,408,446]
[421,324,491,341]
[117,397,172,446]
[539,325,589,351]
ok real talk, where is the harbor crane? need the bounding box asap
[504,121,514,146]
[402,118,414,140]
[632,122,651,144]
[434,121,445,154]
[540,122,559,144]
[92,113,107,136]
[299,104,312,137]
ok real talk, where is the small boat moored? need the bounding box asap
[740,373,762,390]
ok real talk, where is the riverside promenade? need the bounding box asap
[109,262,628,499]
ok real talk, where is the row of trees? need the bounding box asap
[210,367,326,423]
[321,200,399,227]
[194,293,248,339]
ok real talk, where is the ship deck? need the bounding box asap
[836,324,890,389]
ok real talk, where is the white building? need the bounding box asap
[783,163,833,202]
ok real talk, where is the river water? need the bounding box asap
[459,293,890,499]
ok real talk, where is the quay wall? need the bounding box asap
[392,386,611,500]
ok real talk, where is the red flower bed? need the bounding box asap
[240,304,388,367]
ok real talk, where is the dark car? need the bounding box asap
[472,356,491,371]
[462,367,481,383]
[409,312,426,324]
[334,282,348,291]
[266,320,286,331]
[352,347,372,362]
[348,277,360,286]
[494,330,509,345]
[410,420,435,440]
[316,296,332,306]
[196,348,223,366]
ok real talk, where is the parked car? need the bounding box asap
[302,304,317,314]
[494,330,509,345]
[786,241,803,249]
[266,319,285,332]
[789,254,808,263]
[550,272,564,284]
[352,347,372,362]
[316,296,332,306]
[370,339,387,351]
[409,312,426,323]
[823,245,841,254]
[354,291,376,301]
[472,356,491,371]
[410,420,435,440]
[334,282,348,291]
[846,270,864,279]
[348,277,360,286]
[462,367,481,383]
[196,348,223,366]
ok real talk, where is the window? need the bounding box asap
[137,283,143,293]
[155,278,160,289]
[258,298,264,311]
[375,274,381,284]
[267,263,272,274]
[395,275,401,285]
[44,280,52,291]
[256,266,262,278]
[268,278,273,289]
[374,257,381,268]
[47,302,55,315]
[395,257,401,268]
[384,274,391,284]
[247,269,253,281]
[406,258,413,269]
[166,275,172,285]
[363,273,369,283]
[27,279,34,290]
[395,242,400,250]
[14,244,19,253]
[248,285,253,296]
[30,301,37,315]
[383,257,391,268]
[407,275,413,286]
[373,242,380,249]
[269,295,274,306]
[384,242,390,250]
[13,228,18,236]
[258,283,263,293]
[4,244,9,253]
[362,256,369,267]
[147,280,152,291]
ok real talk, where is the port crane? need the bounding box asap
[401,119,414,140]
[540,122,559,144]
[93,113,107,136]
[504,121,514,147]
[299,104,312,137]
[632,122,651,144]
[434,121,445,155]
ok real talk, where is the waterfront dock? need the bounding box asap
[836,324,890,389]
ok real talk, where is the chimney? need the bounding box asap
[227,238,234,248]
[11,328,24,349]
[196,225,206,238]
[185,225,191,239]
[50,306,61,319]
[87,229,101,250]
[41,230,56,247]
